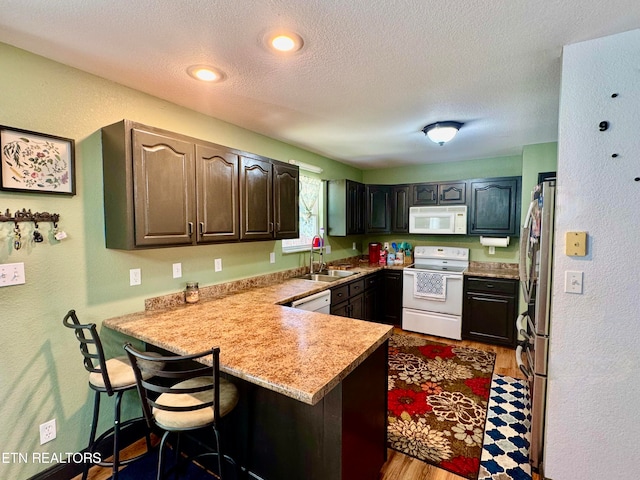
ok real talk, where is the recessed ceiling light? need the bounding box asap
[264,31,304,54]
[187,65,225,82]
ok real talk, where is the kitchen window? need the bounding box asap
[282,175,323,253]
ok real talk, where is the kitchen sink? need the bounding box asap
[324,269,355,278]
[297,273,342,282]
[297,270,356,282]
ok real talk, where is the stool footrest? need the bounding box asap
[89,416,151,467]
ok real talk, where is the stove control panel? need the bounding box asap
[413,246,469,261]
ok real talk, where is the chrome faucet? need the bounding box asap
[309,235,326,274]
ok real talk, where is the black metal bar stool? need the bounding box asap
[63,309,161,479]
[124,343,240,480]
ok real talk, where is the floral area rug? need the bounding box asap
[388,334,496,479]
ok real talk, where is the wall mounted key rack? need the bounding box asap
[1,208,63,250]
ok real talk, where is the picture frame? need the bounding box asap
[0,126,76,195]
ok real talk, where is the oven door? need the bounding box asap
[402,270,463,315]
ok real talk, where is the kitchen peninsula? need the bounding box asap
[103,272,393,480]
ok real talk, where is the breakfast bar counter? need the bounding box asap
[103,275,393,480]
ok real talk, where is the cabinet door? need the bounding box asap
[347,180,366,234]
[468,177,521,236]
[350,293,365,320]
[132,129,195,247]
[366,185,391,233]
[330,300,350,317]
[391,185,410,233]
[195,144,239,243]
[439,181,466,205]
[382,270,403,326]
[463,292,516,347]
[273,162,299,239]
[411,183,438,206]
[239,156,273,240]
[364,287,379,322]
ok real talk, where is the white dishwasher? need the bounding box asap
[290,289,331,313]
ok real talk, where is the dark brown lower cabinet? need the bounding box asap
[382,269,403,326]
[331,273,382,322]
[462,276,518,347]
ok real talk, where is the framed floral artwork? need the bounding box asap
[0,126,75,195]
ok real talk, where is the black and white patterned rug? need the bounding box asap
[478,374,532,480]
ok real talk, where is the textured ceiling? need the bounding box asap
[1,1,640,169]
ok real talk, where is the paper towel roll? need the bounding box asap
[480,236,510,247]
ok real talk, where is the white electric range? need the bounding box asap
[402,246,469,340]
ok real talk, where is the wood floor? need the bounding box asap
[76,328,535,480]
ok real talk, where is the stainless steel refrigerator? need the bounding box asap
[515,179,555,475]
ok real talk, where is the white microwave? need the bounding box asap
[409,205,468,234]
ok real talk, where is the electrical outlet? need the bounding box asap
[129,268,141,286]
[172,263,182,279]
[214,258,222,272]
[325,245,331,254]
[39,419,56,445]
[0,262,26,287]
[352,242,356,250]
[269,252,276,264]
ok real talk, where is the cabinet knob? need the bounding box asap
[199,222,204,235]
[188,222,194,236]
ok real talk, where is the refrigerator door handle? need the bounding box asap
[515,344,532,379]
[516,312,531,340]
[519,199,537,303]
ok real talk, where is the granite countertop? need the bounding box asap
[465,261,520,280]
[103,266,393,406]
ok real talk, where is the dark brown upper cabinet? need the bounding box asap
[327,179,366,236]
[366,185,391,233]
[196,144,239,243]
[391,185,410,233]
[239,155,299,241]
[102,120,297,249]
[411,181,467,206]
[273,162,299,239]
[468,176,521,236]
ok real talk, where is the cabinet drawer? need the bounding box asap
[364,273,379,291]
[331,284,349,304]
[349,279,365,296]
[465,277,517,295]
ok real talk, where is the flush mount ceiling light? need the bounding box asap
[264,31,304,54]
[187,65,225,83]
[422,121,464,146]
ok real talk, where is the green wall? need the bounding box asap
[0,41,556,479]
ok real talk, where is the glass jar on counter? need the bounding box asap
[185,282,200,304]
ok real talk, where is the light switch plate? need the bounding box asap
[565,271,583,294]
[0,262,26,287]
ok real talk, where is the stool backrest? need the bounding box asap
[124,344,221,429]
[62,309,114,395]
